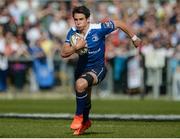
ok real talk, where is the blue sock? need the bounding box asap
[83,99,91,122]
[76,91,88,115]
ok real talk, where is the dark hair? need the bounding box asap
[72,5,90,19]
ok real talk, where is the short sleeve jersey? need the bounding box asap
[65,20,115,71]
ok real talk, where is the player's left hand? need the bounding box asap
[132,37,142,48]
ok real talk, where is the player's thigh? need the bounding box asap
[85,72,98,85]
[88,66,107,85]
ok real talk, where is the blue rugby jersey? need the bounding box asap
[65,20,115,70]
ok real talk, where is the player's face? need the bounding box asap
[73,13,89,31]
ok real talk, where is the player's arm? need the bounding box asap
[61,43,76,58]
[113,20,142,48]
[61,38,86,58]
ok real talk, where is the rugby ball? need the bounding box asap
[70,33,88,55]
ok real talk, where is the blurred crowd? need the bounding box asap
[0,0,179,95]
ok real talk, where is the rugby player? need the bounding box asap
[61,5,142,135]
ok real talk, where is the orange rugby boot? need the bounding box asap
[73,120,92,135]
[70,114,83,130]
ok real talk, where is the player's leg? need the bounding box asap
[73,87,93,135]
[71,73,95,130]
[83,87,92,123]
[81,67,107,124]
[73,67,107,135]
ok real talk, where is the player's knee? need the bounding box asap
[75,78,88,93]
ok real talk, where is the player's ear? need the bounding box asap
[87,18,90,23]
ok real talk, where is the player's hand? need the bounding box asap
[75,37,87,51]
[132,37,142,48]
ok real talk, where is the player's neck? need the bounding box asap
[80,24,90,36]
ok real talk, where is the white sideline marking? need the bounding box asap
[1,113,180,121]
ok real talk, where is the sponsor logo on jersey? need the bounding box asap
[88,48,101,54]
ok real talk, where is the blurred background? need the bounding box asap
[0,0,179,100]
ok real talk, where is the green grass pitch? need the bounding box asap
[0,118,180,138]
[0,99,180,137]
